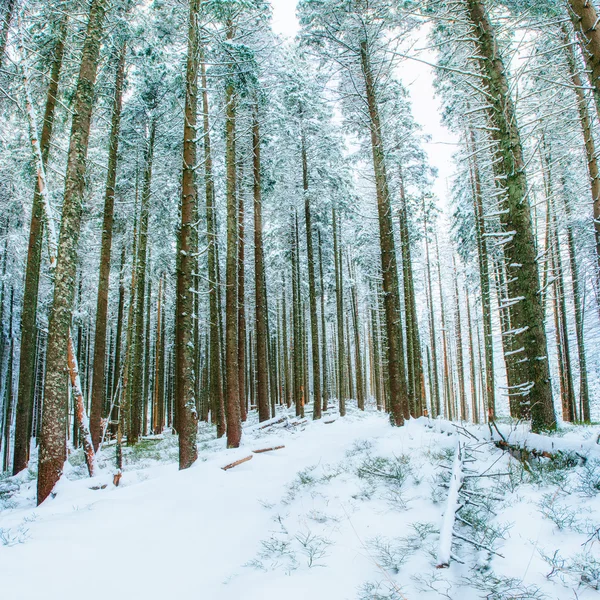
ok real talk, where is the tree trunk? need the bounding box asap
[200,45,225,438]
[0,0,15,66]
[568,0,600,124]
[466,127,496,421]
[253,106,270,422]
[129,120,156,445]
[332,206,346,415]
[466,0,555,432]
[291,211,304,418]
[13,14,68,475]
[175,0,200,468]
[317,230,329,411]
[423,201,441,418]
[38,0,106,505]
[301,129,322,420]
[224,23,241,448]
[348,255,364,410]
[2,289,14,472]
[453,257,467,421]
[90,41,126,451]
[360,39,407,425]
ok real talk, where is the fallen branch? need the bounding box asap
[252,445,285,454]
[453,532,505,558]
[221,455,253,471]
[257,416,286,430]
[437,442,464,568]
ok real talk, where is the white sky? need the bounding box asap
[270,0,459,203]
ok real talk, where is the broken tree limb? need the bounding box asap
[252,445,285,454]
[68,336,97,477]
[256,415,286,430]
[437,442,464,568]
[221,455,253,471]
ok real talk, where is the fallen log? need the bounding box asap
[257,416,286,430]
[252,445,285,454]
[221,455,253,471]
[437,442,464,568]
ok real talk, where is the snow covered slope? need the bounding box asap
[1,408,599,599]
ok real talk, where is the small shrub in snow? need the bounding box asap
[295,530,331,567]
[0,525,29,546]
[357,581,405,600]
[346,439,374,458]
[467,571,547,599]
[538,493,586,532]
[541,548,600,591]
[575,458,600,497]
[368,537,413,573]
[357,454,412,488]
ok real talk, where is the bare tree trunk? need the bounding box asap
[568,0,600,123]
[423,201,440,418]
[237,153,247,423]
[2,289,14,472]
[348,255,364,410]
[253,106,270,422]
[453,257,467,421]
[301,130,322,420]
[465,288,479,424]
[282,285,291,408]
[129,120,156,445]
[317,231,329,411]
[90,42,126,451]
[360,39,407,425]
[466,128,495,420]
[38,0,106,505]
[0,0,15,66]
[291,211,304,418]
[175,0,200,467]
[224,23,241,447]
[466,0,555,432]
[333,206,346,415]
[200,46,225,437]
[13,14,68,474]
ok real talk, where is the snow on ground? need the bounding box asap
[1,406,600,599]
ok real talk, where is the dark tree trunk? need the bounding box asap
[129,120,156,445]
[13,15,68,474]
[200,46,225,438]
[301,130,322,420]
[224,23,241,447]
[466,0,555,432]
[38,0,107,505]
[90,41,126,451]
[175,0,200,468]
[253,106,270,422]
[360,39,407,425]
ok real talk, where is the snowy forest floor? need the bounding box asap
[1,406,600,600]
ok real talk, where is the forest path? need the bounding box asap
[2,409,600,599]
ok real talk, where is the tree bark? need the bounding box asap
[360,39,407,425]
[466,127,495,421]
[332,205,346,415]
[224,23,241,447]
[568,0,600,124]
[466,0,555,432]
[175,0,200,468]
[129,120,156,445]
[38,0,106,505]
[0,0,15,67]
[200,45,226,438]
[90,41,126,451]
[301,129,322,420]
[318,230,329,411]
[253,106,270,422]
[13,14,68,474]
